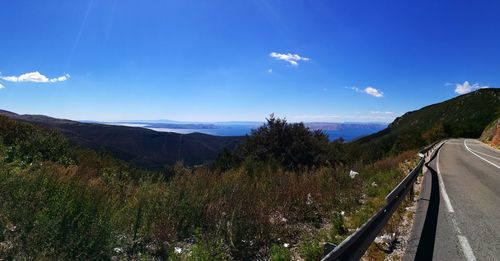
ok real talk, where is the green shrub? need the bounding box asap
[0,170,111,259]
[329,212,347,242]
[0,116,73,166]
[236,114,330,170]
[189,240,229,261]
[298,237,323,261]
[270,244,292,261]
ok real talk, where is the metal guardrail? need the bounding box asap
[321,141,444,261]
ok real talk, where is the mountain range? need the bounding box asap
[0,110,241,169]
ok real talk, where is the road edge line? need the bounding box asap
[436,143,454,213]
[464,140,500,169]
[440,140,478,261]
[468,147,500,160]
[458,235,477,261]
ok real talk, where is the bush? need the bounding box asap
[236,114,330,170]
[0,169,111,259]
[0,116,73,166]
[298,236,323,261]
[329,212,347,243]
[189,239,229,261]
[270,244,292,261]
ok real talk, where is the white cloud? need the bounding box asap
[50,74,70,83]
[347,86,384,97]
[364,86,383,97]
[1,76,19,82]
[270,52,310,66]
[453,81,489,94]
[0,83,4,89]
[1,71,70,83]
[371,111,394,114]
[267,69,273,73]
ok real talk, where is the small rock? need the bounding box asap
[374,233,396,245]
[357,194,368,204]
[306,193,313,205]
[0,241,13,251]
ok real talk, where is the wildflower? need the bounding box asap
[349,170,359,179]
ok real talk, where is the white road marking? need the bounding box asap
[464,140,500,169]
[436,140,477,261]
[450,216,462,234]
[471,139,500,153]
[468,147,500,160]
[436,144,455,213]
[458,236,477,261]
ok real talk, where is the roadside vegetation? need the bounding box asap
[0,114,424,260]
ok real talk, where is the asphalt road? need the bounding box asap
[406,139,500,261]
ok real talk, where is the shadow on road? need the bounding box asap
[414,152,441,260]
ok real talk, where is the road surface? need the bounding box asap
[406,139,500,261]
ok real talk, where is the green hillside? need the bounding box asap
[348,88,500,161]
[0,110,241,169]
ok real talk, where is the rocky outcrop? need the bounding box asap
[480,118,500,149]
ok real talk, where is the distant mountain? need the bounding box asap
[350,88,500,160]
[112,122,221,130]
[305,122,387,131]
[0,110,241,169]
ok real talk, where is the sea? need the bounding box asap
[109,123,385,142]
[149,125,382,142]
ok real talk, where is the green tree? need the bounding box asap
[237,114,329,169]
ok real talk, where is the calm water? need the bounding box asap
[150,125,382,142]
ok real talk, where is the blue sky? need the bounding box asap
[1,0,499,122]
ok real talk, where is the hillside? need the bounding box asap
[0,110,241,169]
[480,117,500,148]
[349,88,500,160]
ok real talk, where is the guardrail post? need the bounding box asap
[323,243,337,257]
[410,182,415,200]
